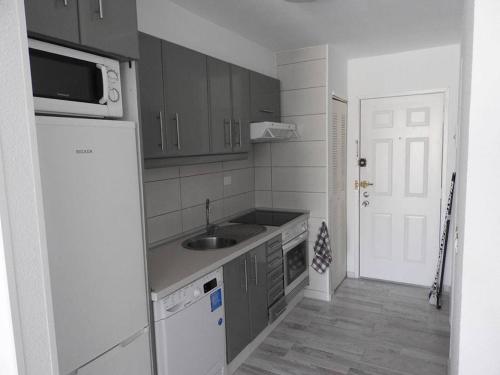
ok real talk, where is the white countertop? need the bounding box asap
[148,210,309,301]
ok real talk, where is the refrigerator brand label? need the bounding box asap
[75,149,93,154]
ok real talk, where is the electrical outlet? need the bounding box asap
[224,176,232,186]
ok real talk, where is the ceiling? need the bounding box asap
[170,0,463,57]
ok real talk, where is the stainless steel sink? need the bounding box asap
[182,236,238,250]
[182,224,266,251]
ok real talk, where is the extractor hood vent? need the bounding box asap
[250,122,298,143]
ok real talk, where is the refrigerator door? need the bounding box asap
[77,328,151,375]
[36,116,149,374]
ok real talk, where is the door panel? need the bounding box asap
[231,65,251,152]
[250,72,281,122]
[359,93,444,286]
[163,41,210,156]
[248,245,268,340]
[223,255,251,363]
[25,0,80,43]
[138,33,165,158]
[208,57,232,154]
[78,0,139,58]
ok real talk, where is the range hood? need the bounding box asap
[250,122,299,143]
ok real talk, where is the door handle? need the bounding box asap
[253,254,258,286]
[174,113,181,149]
[362,200,370,207]
[63,0,68,6]
[355,180,374,189]
[97,0,104,19]
[96,64,108,104]
[243,258,248,293]
[158,112,165,152]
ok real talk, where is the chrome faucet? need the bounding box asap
[206,198,217,235]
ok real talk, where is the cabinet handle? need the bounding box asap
[259,109,274,114]
[174,113,181,149]
[243,258,248,293]
[63,0,68,6]
[229,119,233,148]
[238,119,242,146]
[98,0,104,19]
[158,112,165,152]
[223,119,229,146]
[253,254,258,286]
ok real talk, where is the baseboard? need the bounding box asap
[226,290,304,374]
[304,288,331,302]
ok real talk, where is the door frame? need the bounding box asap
[347,88,451,280]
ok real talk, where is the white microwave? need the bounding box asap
[28,39,123,118]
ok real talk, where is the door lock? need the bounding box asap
[361,200,370,207]
[355,180,374,190]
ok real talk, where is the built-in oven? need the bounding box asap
[283,231,308,296]
[28,39,123,118]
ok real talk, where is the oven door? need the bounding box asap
[283,232,308,295]
[28,39,123,118]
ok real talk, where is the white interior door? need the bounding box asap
[359,93,444,285]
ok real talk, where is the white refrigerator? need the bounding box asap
[36,116,151,375]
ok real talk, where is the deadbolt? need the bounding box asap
[359,180,374,189]
[363,191,370,198]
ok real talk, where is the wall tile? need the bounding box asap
[223,192,254,217]
[180,172,224,208]
[307,217,327,242]
[179,162,222,177]
[222,154,253,170]
[282,87,327,116]
[144,179,181,218]
[307,241,330,291]
[271,141,326,167]
[255,167,271,191]
[253,143,271,167]
[276,45,327,66]
[282,114,327,142]
[223,168,254,197]
[143,167,179,182]
[147,211,182,244]
[255,190,272,208]
[272,191,327,218]
[272,167,327,193]
[182,199,224,233]
[278,59,326,91]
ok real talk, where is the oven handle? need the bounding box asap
[96,64,109,105]
[282,232,307,253]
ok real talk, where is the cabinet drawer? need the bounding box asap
[268,282,284,306]
[267,257,283,274]
[267,248,282,264]
[268,296,287,323]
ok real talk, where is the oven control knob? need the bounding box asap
[107,69,119,81]
[108,88,120,102]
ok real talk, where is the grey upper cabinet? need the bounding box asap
[24,0,80,44]
[250,72,281,123]
[248,244,268,340]
[208,58,233,154]
[223,254,251,363]
[163,41,210,156]
[231,65,251,153]
[78,0,139,59]
[138,33,166,159]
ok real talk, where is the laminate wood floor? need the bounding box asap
[234,278,450,375]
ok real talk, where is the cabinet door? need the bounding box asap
[78,0,139,59]
[247,244,268,339]
[163,41,210,156]
[223,255,251,363]
[138,33,166,159]
[208,58,232,154]
[231,65,251,153]
[250,72,281,123]
[24,0,79,43]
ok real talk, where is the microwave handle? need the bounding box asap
[96,64,108,105]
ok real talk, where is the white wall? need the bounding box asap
[346,45,461,287]
[451,1,500,374]
[136,0,276,78]
[0,0,59,373]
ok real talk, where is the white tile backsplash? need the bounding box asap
[255,190,272,207]
[223,168,254,197]
[180,172,224,208]
[253,143,271,167]
[283,114,327,142]
[272,167,327,193]
[147,211,182,244]
[281,87,327,116]
[271,141,327,167]
[272,191,327,218]
[182,199,224,232]
[179,162,222,177]
[254,167,271,191]
[278,59,326,91]
[144,179,181,217]
[223,192,254,217]
[143,166,179,182]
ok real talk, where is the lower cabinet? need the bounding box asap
[224,244,268,363]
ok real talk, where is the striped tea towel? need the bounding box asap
[311,222,333,274]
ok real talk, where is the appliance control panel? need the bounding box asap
[282,219,308,244]
[154,268,223,321]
